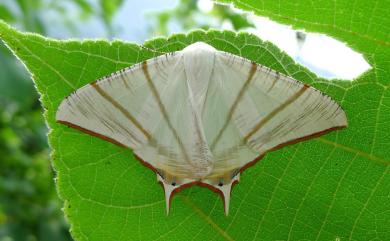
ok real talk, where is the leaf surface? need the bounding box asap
[0,1,389,239]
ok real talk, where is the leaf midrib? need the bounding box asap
[180,195,236,241]
[316,138,389,166]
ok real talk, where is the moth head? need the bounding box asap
[181,41,216,54]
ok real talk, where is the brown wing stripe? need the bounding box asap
[211,63,257,151]
[267,72,280,92]
[244,84,309,142]
[90,82,152,140]
[119,72,131,90]
[58,120,129,149]
[141,61,190,163]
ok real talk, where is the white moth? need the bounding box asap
[56,42,347,215]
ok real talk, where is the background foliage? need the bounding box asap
[0,1,255,240]
[0,1,125,240]
[147,0,254,36]
[1,0,389,241]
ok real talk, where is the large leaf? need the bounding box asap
[0,0,389,238]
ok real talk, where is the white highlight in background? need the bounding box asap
[244,14,371,79]
[198,0,214,13]
[212,1,371,80]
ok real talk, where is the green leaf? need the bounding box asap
[99,0,124,24]
[0,5,15,22]
[72,0,93,15]
[0,0,389,238]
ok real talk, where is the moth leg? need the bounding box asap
[203,169,240,215]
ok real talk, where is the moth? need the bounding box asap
[56,42,347,215]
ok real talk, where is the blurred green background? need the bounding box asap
[0,1,253,240]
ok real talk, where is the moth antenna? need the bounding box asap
[140,44,168,55]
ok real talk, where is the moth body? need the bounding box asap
[181,42,217,178]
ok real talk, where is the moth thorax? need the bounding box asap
[182,42,216,112]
